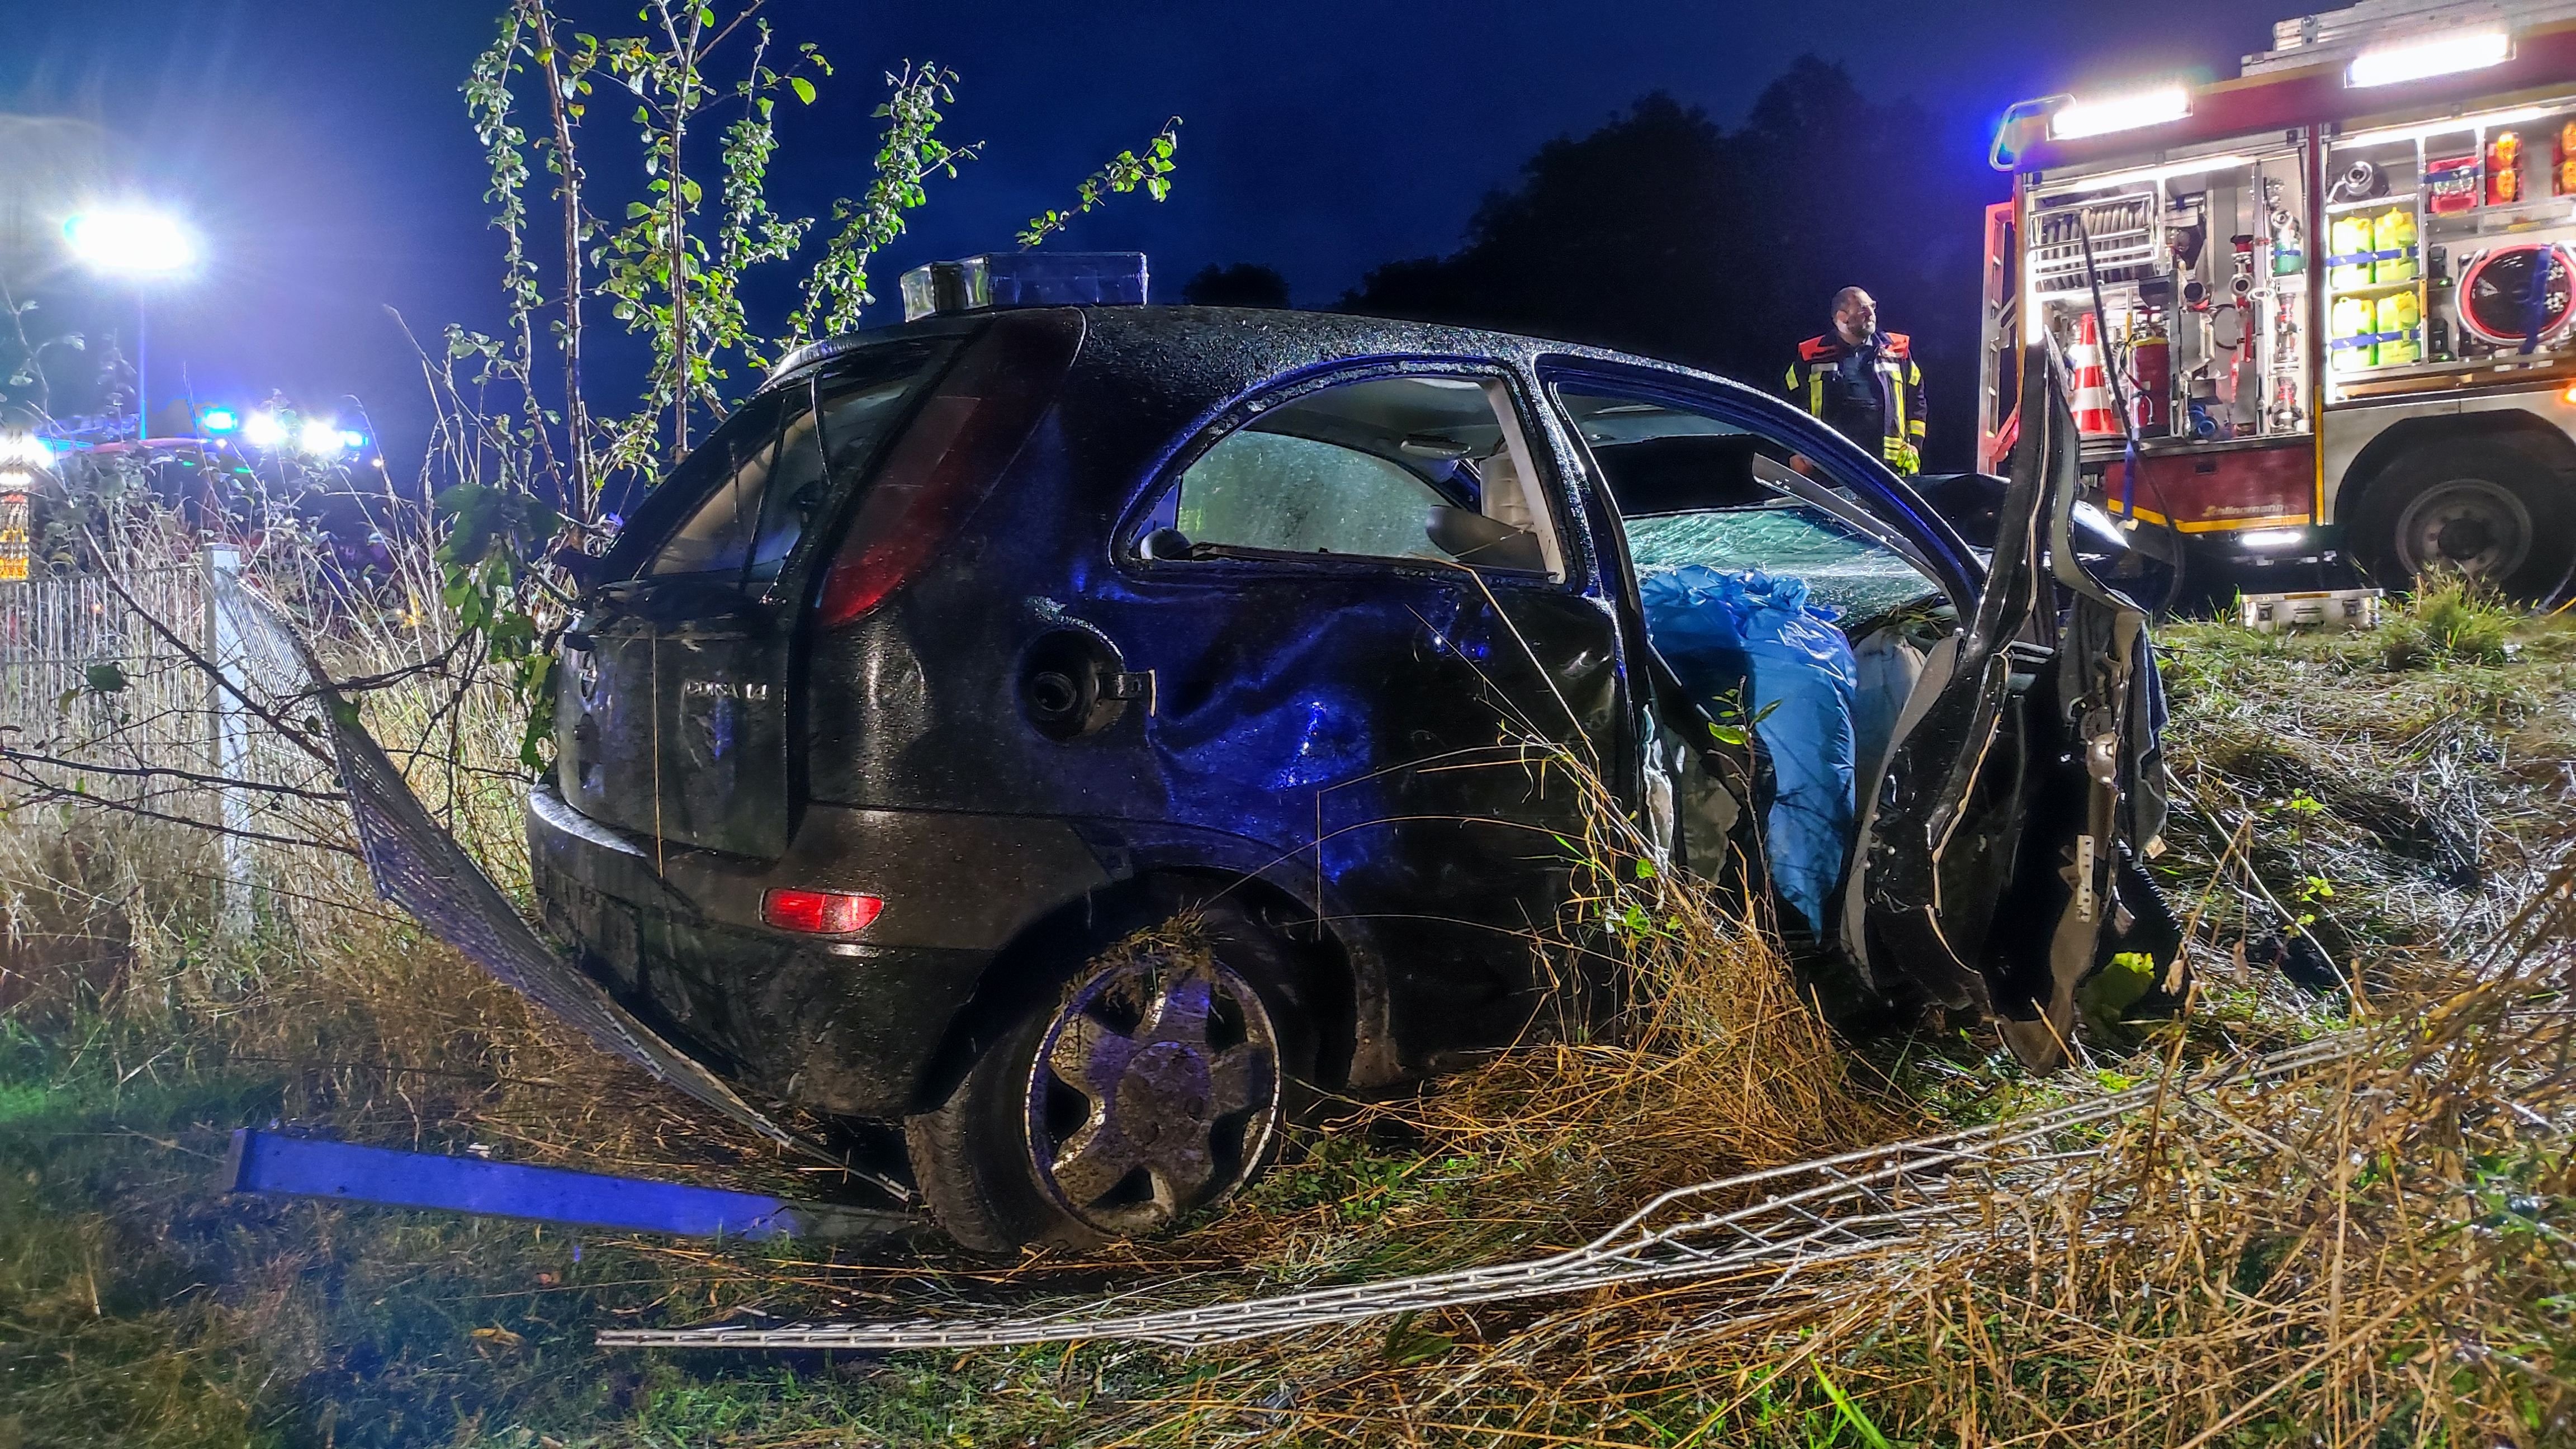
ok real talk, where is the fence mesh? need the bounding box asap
[0,564,216,806]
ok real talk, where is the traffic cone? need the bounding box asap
[2070,311,2120,436]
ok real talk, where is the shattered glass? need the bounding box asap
[1625,507,1942,620]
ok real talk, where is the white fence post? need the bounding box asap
[206,543,255,930]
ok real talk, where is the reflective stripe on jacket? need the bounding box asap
[1785,330,1925,473]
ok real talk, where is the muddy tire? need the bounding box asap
[2351,439,2574,600]
[903,899,1319,1253]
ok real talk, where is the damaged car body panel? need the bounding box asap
[524,287,2171,1246]
[1849,342,2174,1059]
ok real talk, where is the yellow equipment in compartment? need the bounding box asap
[2378,287,2422,365]
[2331,293,2378,370]
[2329,214,2375,290]
[2373,207,2417,283]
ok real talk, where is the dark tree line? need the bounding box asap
[1196,59,2001,472]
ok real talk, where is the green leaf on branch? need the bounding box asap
[1016,117,1183,249]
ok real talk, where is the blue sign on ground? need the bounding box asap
[225,1129,905,1241]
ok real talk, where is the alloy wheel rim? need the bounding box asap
[2394,477,2532,582]
[1024,948,1282,1236]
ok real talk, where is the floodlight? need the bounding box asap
[2048,86,2192,141]
[61,210,198,277]
[297,418,344,454]
[2347,30,2511,88]
[242,411,288,448]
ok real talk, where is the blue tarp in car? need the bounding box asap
[1639,566,1858,934]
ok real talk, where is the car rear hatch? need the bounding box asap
[555,309,1082,860]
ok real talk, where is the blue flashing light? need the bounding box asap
[338,429,369,451]
[200,406,240,434]
[899,251,1149,323]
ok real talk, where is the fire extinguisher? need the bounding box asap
[2131,315,2172,437]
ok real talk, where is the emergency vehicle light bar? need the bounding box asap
[2048,84,2193,141]
[899,252,1149,323]
[2347,29,2511,88]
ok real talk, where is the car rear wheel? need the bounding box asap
[904,901,1316,1252]
[2352,439,2574,600]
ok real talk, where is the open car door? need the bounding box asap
[1846,341,2175,1068]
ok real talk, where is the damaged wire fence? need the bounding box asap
[595,1027,2388,1352]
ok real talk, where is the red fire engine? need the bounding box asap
[1982,0,2576,596]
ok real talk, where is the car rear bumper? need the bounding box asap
[525,784,1113,1119]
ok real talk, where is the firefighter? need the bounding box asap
[1786,287,1927,474]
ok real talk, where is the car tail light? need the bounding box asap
[761,888,884,935]
[816,312,1079,627]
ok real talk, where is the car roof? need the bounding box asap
[765,304,1747,408]
[755,303,1977,596]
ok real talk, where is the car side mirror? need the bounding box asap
[1425,505,1545,572]
[1138,527,1194,562]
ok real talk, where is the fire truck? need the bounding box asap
[1981,0,2576,596]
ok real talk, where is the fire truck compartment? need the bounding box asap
[2101,439,2318,534]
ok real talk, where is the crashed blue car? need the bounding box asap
[527,253,2173,1251]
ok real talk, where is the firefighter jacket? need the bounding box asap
[1786,330,1926,473]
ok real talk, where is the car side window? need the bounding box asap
[1556,387,1945,621]
[1147,373,1566,579]
[1177,430,1449,562]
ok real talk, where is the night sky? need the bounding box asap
[1,0,2303,463]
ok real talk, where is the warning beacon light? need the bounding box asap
[2347,29,2511,88]
[0,432,52,477]
[198,406,240,435]
[2048,84,2193,142]
[899,252,1148,323]
[297,418,347,455]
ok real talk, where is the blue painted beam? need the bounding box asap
[225,1129,908,1242]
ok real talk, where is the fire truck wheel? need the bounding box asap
[2351,439,2574,601]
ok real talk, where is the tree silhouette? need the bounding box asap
[1343,60,1994,471]
[1181,262,1292,308]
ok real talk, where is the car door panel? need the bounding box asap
[1854,340,2173,1063]
[1089,367,1630,1060]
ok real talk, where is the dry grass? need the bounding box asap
[1,560,2573,1447]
